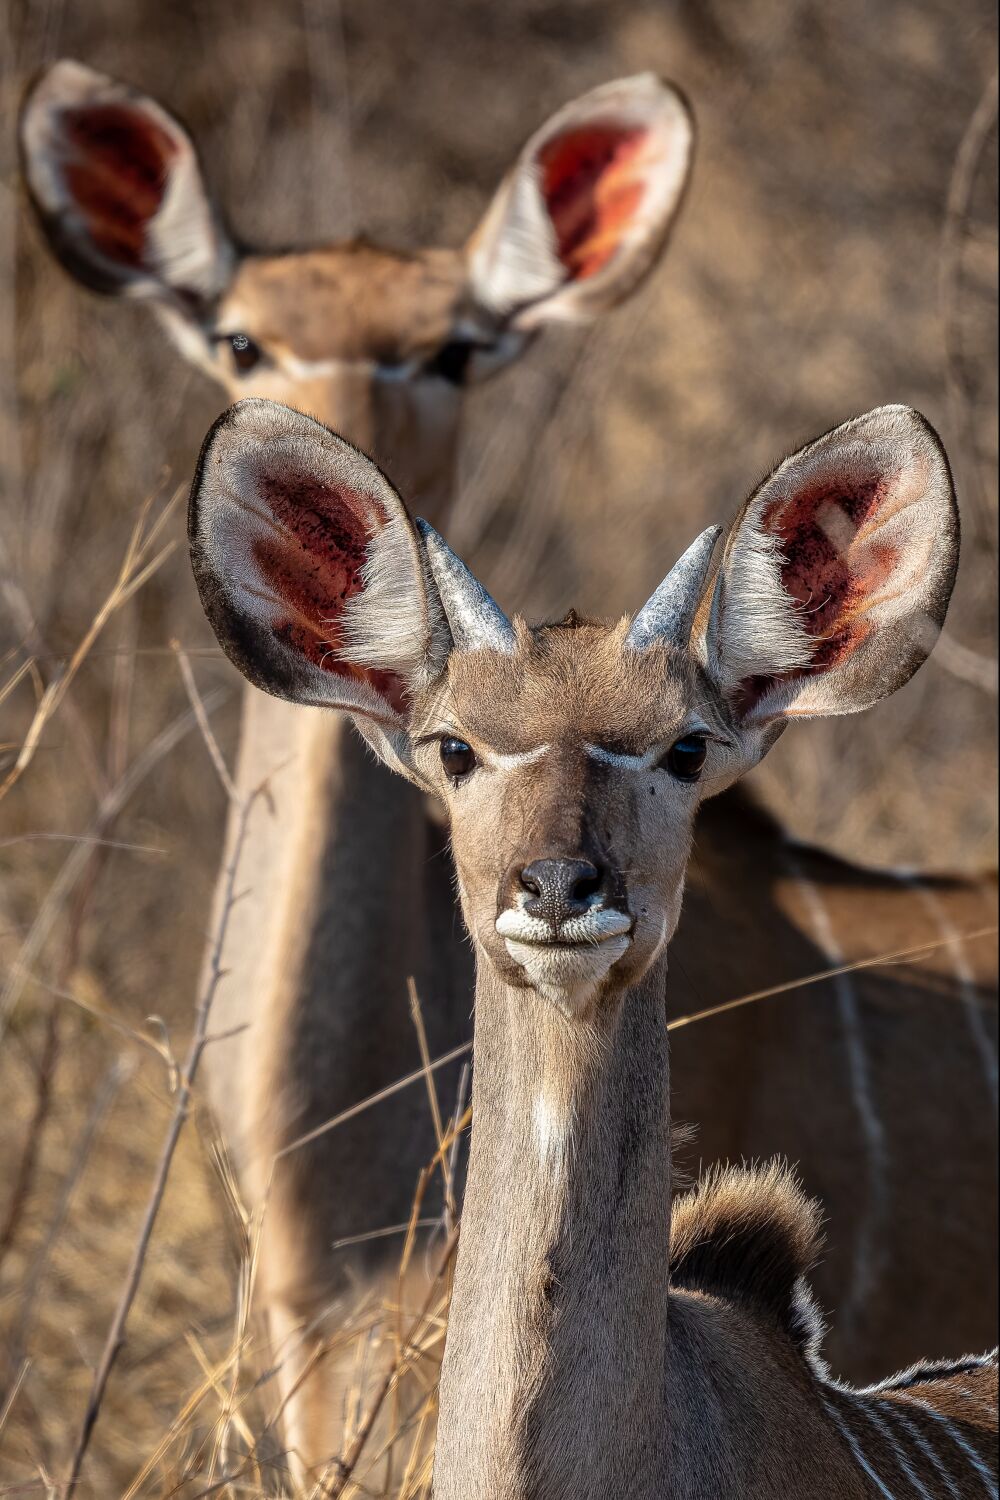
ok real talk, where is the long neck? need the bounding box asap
[434,959,672,1500]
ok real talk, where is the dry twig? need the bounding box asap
[61,776,267,1498]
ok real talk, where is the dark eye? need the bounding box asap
[423,340,476,386]
[440,736,477,779]
[224,333,263,374]
[663,734,708,783]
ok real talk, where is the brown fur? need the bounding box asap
[219,243,473,366]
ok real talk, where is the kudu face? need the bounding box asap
[188,399,959,1017]
[406,623,713,1010]
[20,61,694,511]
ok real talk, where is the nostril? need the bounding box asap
[571,863,602,904]
[520,868,542,898]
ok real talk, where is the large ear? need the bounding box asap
[19,59,233,310]
[467,73,693,329]
[188,399,452,771]
[696,405,959,748]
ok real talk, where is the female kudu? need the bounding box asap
[19,60,696,1478]
[188,396,997,1497]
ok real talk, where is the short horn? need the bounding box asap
[417,520,517,654]
[626,525,723,651]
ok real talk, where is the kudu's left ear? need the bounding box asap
[693,405,959,752]
[467,73,693,329]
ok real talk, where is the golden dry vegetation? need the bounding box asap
[0,0,996,1494]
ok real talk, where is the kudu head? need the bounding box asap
[189,400,958,1017]
[20,61,693,515]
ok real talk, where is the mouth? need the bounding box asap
[494,908,632,1010]
[494,908,633,948]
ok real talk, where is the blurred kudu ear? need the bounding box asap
[19,59,233,311]
[696,405,959,754]
[188,400,452,776]
[467,73,693,329]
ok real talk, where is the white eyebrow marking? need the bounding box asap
[480,744,551,771]
[281,351,381,380]
[585,744,660,770]
[585,723,716,772]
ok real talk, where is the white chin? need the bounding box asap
[503,936,631,1016]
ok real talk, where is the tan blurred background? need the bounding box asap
[1,0,996,1493]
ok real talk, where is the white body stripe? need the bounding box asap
[821,1393,897,1499]
[790,861,888,1338]
[883,1404,964,1499]
[853,1399,934,1499]
[908,879,998,1109]
[894,1392,999,1498]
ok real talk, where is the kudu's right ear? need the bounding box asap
[189,399,453,778]
[19,59,233,311]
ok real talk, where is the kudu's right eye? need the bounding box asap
[440,737,477,780]
[423,339,477,386]
[216,332,264,374]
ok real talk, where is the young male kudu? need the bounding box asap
[188,396,998,1498]
[19,61,697,1477]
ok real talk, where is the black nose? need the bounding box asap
[519,858,606,927]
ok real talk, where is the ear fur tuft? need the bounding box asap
[670,1161,827,1360]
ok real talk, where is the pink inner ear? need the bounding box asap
[735,475,900,715]
[250,470,408,714]
[537,125,647,280]
[60,103,178,268]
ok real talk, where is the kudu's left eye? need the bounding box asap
[441,737,477,779]
[662,734,708,783]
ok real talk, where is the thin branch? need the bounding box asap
[321,1227,460,1500]
[666,925,998,1033]
[443,1061,470,1237]
[0,1009,59,1262]
[60,778,269,1499]
[0,690,228,1041]
[172,639,238,802]
[0,490,180,802]
[275,1041,475,1162]
[281,922,996,1163]
[406,978,450,1223]
[938,68,999,546]
[7,1058,130,1363]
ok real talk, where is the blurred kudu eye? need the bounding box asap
[218,332,263,374]
[423,339,477,386]
[440,737,477,779]
[663,734,708,783]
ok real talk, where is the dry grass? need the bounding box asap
[0,0,996,1495]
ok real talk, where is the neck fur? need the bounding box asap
[434,958,672,1500]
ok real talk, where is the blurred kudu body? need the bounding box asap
[187,399,997,1498]
[20,61,697,1480]
[672,790,998,1383]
